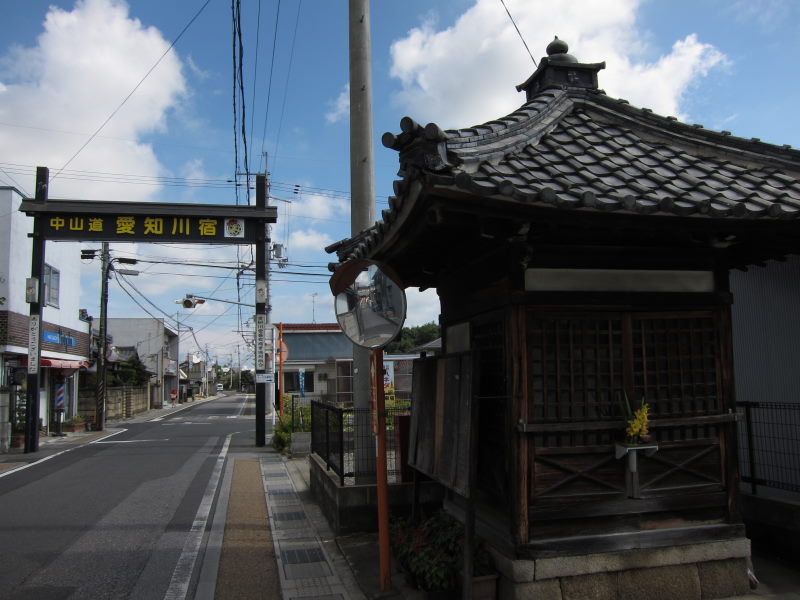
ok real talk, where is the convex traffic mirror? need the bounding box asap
[332,260,406,348]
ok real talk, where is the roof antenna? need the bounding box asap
[499,0,537,67]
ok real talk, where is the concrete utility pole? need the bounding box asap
[349,0,376,484]
[96,242,110,430]
[254,173,268,446]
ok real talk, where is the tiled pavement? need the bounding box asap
[261,453,366,600]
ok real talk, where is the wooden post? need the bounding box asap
[25,166,48,453]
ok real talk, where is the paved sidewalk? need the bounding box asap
[262,451,366,599]
[276,454,800,600]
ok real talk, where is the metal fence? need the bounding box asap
[737,401,800,495]
[311,400,412,486]
[285,394,314,432]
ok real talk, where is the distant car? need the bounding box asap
[216,383,224,392]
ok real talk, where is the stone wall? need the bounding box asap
[78,385,149,422]
[491,539,752,600]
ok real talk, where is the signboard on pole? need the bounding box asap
[27,315,40,374]
[255,314,266,371]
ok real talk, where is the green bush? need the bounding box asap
[390,510,493,592]
[272,413,292,453]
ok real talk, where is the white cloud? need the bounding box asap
[0,0,186,199]
[291,192,349,223]
[388,0,725,128]
[405,288,440,327]
[325,83,350,123]
[290,228,333,251]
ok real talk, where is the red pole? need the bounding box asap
[278,322,284,416]
[372,347,392,591]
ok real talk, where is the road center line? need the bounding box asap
[163,433,232,600]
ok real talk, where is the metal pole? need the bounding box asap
[349,0,377,485]
[25,166,48,453]
[95,242,110,430]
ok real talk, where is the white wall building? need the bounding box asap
[106,317,178,408]
[0,186,90,449]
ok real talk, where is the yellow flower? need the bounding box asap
[626,402,650,442]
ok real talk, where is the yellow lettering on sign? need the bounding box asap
[68,217,85,230]
[88,218,104,232]
[116,216,136,234]
[171,218,190,235]
[49,216,66,230]
[143,217,164,235]
[197,219,217,236]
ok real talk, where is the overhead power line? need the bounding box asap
[499,0,537,67]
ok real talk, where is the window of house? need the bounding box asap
[284,370,314,394]
[335,360,353,405]
[43,264,60,308]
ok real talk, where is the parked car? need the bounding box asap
[216,383,224,392]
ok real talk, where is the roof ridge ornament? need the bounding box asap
[516,37,605,101]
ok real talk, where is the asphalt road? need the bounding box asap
[0,394,275,600]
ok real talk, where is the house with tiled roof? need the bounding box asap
[327,38,800,599]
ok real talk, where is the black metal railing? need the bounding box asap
[311,400,412,486]
[737,401,800,495]
[285,394,315,432]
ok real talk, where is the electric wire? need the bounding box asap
[499,0,537,66]
[248,0,263,167]
[271,0,302,175]
[258,0,283,172]
[52,0,213,182]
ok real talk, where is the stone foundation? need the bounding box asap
[492,538,751,600]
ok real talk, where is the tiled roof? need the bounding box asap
[328,43,800,277]
[330,87,800,264]
[447,89,800,219]
[281,323,341,332]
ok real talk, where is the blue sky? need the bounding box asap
[1,0,798,367]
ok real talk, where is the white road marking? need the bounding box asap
[0,429,127,479]
[93,439,170,444]
[163,434,232,600]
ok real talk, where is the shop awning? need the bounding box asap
[21,358,90,369]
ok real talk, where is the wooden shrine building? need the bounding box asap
[327,39,800,599]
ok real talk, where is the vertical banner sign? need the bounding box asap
[28,315,40,374]
[255,314,266,371]
[299,368,305,398]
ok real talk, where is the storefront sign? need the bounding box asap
[43,330,77,347]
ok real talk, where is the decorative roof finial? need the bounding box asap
[545,36,577,63]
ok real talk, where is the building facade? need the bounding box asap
[106,317,178,409]
[0,186,90,450]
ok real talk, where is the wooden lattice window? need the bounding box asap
[527,310,723,448]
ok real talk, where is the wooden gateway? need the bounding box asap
[327,39,800,599]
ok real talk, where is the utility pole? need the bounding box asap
[254,173,268,446]
[96,241,110,430]
[349,0,377,485]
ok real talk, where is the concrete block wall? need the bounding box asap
[308,452,445,535]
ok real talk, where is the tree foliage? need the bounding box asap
[108,355,150,387]
[385,322,440,355]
